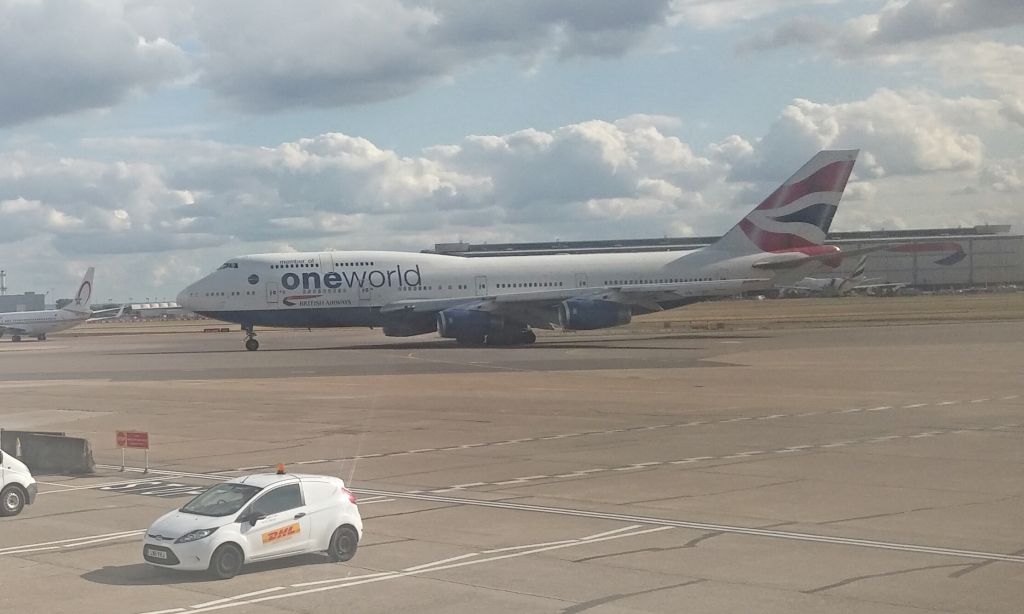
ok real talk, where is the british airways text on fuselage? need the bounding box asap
[279,264,422,291]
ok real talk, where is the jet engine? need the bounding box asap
[558,299,631,330]
[381,311,437,337]
[437,309,503,342]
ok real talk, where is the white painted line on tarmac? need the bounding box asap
[903,403,927,408]
[289,570,396,588]
[937,401,958,406]
[137,608,187,614]
[403,553,479,571]
[866,406,892,412]
[970,399,990,404]
[451,482,488,489]
[0,529,145,555]
[1001,395,1019,400]
[356,488,1024,565]
[481,539,577,554]
[582,525,643,540]
[37,479,158,494]
[162,526,673,614]
[191,587,286,609]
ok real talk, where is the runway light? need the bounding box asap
[276,463,286,475]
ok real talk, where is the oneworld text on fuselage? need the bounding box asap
[281,264,422,291]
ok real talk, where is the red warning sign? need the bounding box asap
[116,430,150,450]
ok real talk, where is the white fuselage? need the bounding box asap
[177,247,811,330]
[0,308,89,338]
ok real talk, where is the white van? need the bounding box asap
[144,471,362,579]
[0,448,38,516]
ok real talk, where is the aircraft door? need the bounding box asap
[574,273,588,288]
[474,276,488,296]
[266,282,280,304]
[358,285,372,306]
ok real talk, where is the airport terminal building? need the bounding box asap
[0,292,45,312]
[431,225,1023,289]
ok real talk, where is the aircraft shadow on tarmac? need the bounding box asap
[112,333,767,355]
[81,553,334,586]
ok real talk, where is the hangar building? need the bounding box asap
[0,292,46,312]
[431,225,1023,289]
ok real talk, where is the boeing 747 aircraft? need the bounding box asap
[179,150,875,350]
[0,268,121,342]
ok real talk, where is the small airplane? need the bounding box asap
[777,255,904,297]
[179,149,887,350]
[0,268,123,342]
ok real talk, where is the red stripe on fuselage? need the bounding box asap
[754,160,855,211]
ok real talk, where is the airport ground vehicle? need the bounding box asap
[143,470,362,579]
[0,448,38,516]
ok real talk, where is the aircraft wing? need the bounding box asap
[0,325,28,336]
[381,278,771,327]
[753,241,966,270]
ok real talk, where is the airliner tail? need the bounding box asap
[710,150,858,256]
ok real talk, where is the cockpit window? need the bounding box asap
[217,262,239,270]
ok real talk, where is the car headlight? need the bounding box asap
[174,528,218,544]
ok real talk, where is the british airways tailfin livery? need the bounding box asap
[178,150,862,350]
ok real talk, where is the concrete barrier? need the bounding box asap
[0,430,95,474]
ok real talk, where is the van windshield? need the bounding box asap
[180,483,262,517]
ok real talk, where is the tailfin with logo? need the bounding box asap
[711,150,858,256]
[61,268,94,315]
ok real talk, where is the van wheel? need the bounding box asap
[0,485,25,516]
[328,525,359,562]
[208,543,244,579]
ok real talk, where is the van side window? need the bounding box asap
[250,484,303,515]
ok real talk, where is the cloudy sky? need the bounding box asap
[1,0,1022,301]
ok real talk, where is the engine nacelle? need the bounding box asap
[558,299,631,331]
[437,309,503,341]
[381,311,437,337]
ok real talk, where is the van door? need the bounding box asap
[239,483,311,560]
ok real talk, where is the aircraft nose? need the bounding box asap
[176,284,196,311]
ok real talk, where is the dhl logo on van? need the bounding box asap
[261,523,301,544]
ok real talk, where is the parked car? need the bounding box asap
[143,469,362,579]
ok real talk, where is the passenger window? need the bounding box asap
[250,484,303,515]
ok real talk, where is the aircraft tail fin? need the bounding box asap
[837,255,869,295]
[61,268,94,315]
[710,150,858,256]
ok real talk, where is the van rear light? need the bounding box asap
[341,487,357,504]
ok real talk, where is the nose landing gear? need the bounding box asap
[243,325,259,351]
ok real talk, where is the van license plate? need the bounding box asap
[146,548,168,560]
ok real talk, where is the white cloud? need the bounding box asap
[671,0,837,29]
[0,0,187,127]
[192,0,676,111]
[726,89,1007,182]
[2,90,1020,298]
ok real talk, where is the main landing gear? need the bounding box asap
[36,334,46,341]
[11,335,21,343]
[455,328,536,346]
[243,325,259,351]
